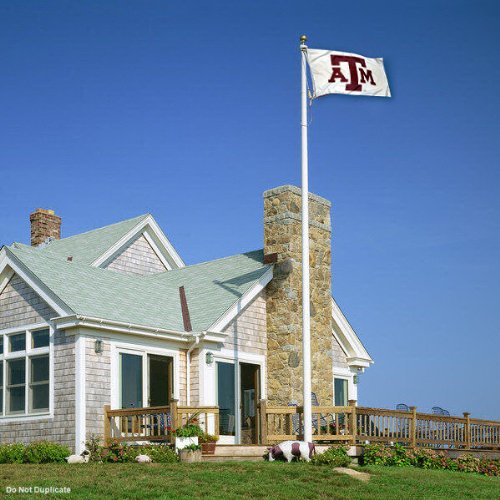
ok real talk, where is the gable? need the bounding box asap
[105,233,167,276]
[0,273,55,330]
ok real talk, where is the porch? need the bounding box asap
[103,400,500,451]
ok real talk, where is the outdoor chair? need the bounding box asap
[288,393,330,436]
[432,407,451,448]
[395,403,410,442]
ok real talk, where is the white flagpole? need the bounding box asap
[300,34,312,443]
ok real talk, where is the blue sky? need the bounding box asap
[1,1,499,419]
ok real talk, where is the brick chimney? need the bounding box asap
[264,185,333,405]
[30,208,61,246]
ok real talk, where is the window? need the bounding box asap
[9,333,25,353]
[29,355,49,412]
[7,359,25,414]
[0,327,51,417]
[334,378,348,407]
[32,329,49,349]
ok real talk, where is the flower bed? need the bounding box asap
[361,444,499,477]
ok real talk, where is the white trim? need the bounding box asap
[91,215,185,270]
[208,267,273,332]
[1,250,71,317]
[332,297,373,368]
[0,324,54,421]
[142,231,172,272]
[0,266,14,296]
[74,334,86,454]
[53,315,192,343]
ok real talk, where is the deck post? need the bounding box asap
[409,406,417,448]
[259,399,268,445]
[463,412,471,449]
[170,399,179,444]
[348,400,357,445]
[103,404,111,446]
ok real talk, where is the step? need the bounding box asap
[202,455,264,462]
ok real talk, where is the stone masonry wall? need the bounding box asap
[105,233,167,276]
[264,185,333,405]
[0,274,75,449]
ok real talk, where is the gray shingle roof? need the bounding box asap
[33,214,150,265]
[7,241,270,333]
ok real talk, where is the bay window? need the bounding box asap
[0,327,51,417]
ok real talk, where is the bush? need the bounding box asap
[100,441,134,463]
[361,444,499,477]
[99,441,179,463]
[136,444,179,463]
[311,446,351,467]
[0,442,70,464]
[85,434,103,463]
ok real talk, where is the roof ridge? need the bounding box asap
[147,249,265,278]
[49,213,150,243]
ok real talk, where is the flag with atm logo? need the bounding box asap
[307,49,391,98]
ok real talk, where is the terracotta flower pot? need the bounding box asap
[201,442,216,455]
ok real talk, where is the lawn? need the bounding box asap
[0,462,498,499]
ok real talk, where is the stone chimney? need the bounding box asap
[30,208,61,246]
[264,185,333,405]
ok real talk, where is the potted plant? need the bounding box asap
[174,423,203,452]
[199,433,218,455]
[178,443,202,463]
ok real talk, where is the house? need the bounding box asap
[0,185,372,452]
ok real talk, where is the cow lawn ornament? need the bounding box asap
[66,450,90,464]
[267,441,315,462]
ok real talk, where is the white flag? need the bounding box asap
[307,48,391,98]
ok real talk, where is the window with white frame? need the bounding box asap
[0,327,50,416]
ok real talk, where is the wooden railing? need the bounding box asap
[260,400,500,450]
[103,400,219,445]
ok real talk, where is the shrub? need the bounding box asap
[136,444,179,463]
[85,434,103,463]
[361,444,499,477]
[23,441,71,464]
[100,440,135,463]
[361,444,393,466]
[311,446,351,467]
[0,442,70,464]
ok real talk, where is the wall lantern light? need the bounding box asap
[205,352,214,365]
[94,339,103,354]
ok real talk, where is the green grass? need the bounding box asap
[0,462,498,499]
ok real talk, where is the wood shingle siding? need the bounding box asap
[85,338,111,438]
[0,275,76,449]
[105,234,167,276]
[0,274,54,330]
[222,292,267,356]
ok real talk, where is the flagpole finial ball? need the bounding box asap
[300,35,307,44]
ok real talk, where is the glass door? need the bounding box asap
[240,363,260,444]
[216,362,236,443]
[148,354,172,407]
[120,352,143,409]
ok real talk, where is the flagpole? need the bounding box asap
[300,34,312,443]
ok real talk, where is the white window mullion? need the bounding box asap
[25,355,29,414]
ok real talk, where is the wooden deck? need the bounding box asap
[103,400,500,451]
